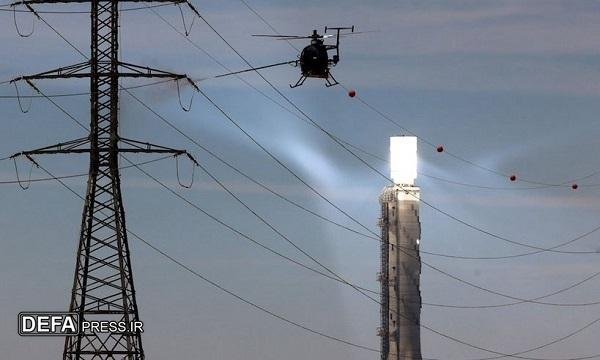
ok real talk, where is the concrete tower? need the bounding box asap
[378,136,422,360]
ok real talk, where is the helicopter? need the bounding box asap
[215,26,356,88]
[254,26,355,88]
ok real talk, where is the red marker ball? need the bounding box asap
[509,175,517,182]
[348,89,356,98]
[572,184,578,190]
[436,146,444,153]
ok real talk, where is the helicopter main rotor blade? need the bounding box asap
[339,30,380,37]
[252,34,329,40]
[275,36,317,40]
[272,32,373,40]
[214,60,298,78]
[274,35,333,40]
[252,34,305,38]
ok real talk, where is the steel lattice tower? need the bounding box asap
[10,0,199,358]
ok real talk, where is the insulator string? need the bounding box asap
[13,157,34,190]
[12,5,35,37]
[13,81,33,113]
[176,78,194,112]
[177,3,196,36]
[175,155,195,189]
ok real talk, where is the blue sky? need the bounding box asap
[1,1,600,359]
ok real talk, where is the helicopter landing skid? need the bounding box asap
[325,73,339,87]
[290,74,339,89]
[290,75,307,88]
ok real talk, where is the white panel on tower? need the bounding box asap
[390,136,417,186]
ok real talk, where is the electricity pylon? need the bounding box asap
[9,0,200,358]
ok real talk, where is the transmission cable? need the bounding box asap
[121,65,600,261]
[0,155,173,185]
[179,8,600,255]
[23,82,375,297]
[31,162,379,354]
[16,1,598,306]
[20,16,600,358]
[30,164,600,360]
[32,159,600,360]
[196,85,600,256]
[337,81,600,188]
[15,4,596,316]
[230,0,600,190]
[0,78,176,99]
[238,0,600,189]
[136,7,600,262]
[30,80,600,310]
[129,154,600,360]
[0,2,174,13]
[153,130,600,308]
[139,8,590,194]
[16,8,600,262]
[9,6,600,360]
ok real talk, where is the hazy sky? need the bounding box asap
[1,1,600,359]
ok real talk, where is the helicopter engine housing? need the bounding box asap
[299,43,330,78]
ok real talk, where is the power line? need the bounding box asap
[5,5,600,356]
[0,78,176,99]
[338,81,600,188]
[180,91,600,307]
[124,78,600,263]
[194,87,375,235]
[122,154,384,294]
[146,130,600,308]
[423,265,600,309]
[138,4,600,259]
[17,14,600,359]
[32,162,600,360]
[32,161,380,354]
[8,2,209,356]
[226,6,600,359]
[185,8,600,255]
[1,155,173,184]
[31,151,600,360]
[122,73,558,263]
[118,88,600,358]
[193,158,380,299]
[25,80,385,298]
[238,0,299,52]
[124,158,600,360]
[193,143,600,309]
[326,141,600,190]
[140,6,597,195]
[230,0,600,190]
[134,7,600,262]
[26,6,600,262]
[0,2,174,14]
[196,84,600,256]
[15,9,595,324]
[5,7,378,353]
[8,147,597,265]
[21,76,600,356]
[126,84,600,306]
[31,77,600,311]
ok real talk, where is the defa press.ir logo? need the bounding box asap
[18,312,143,336]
